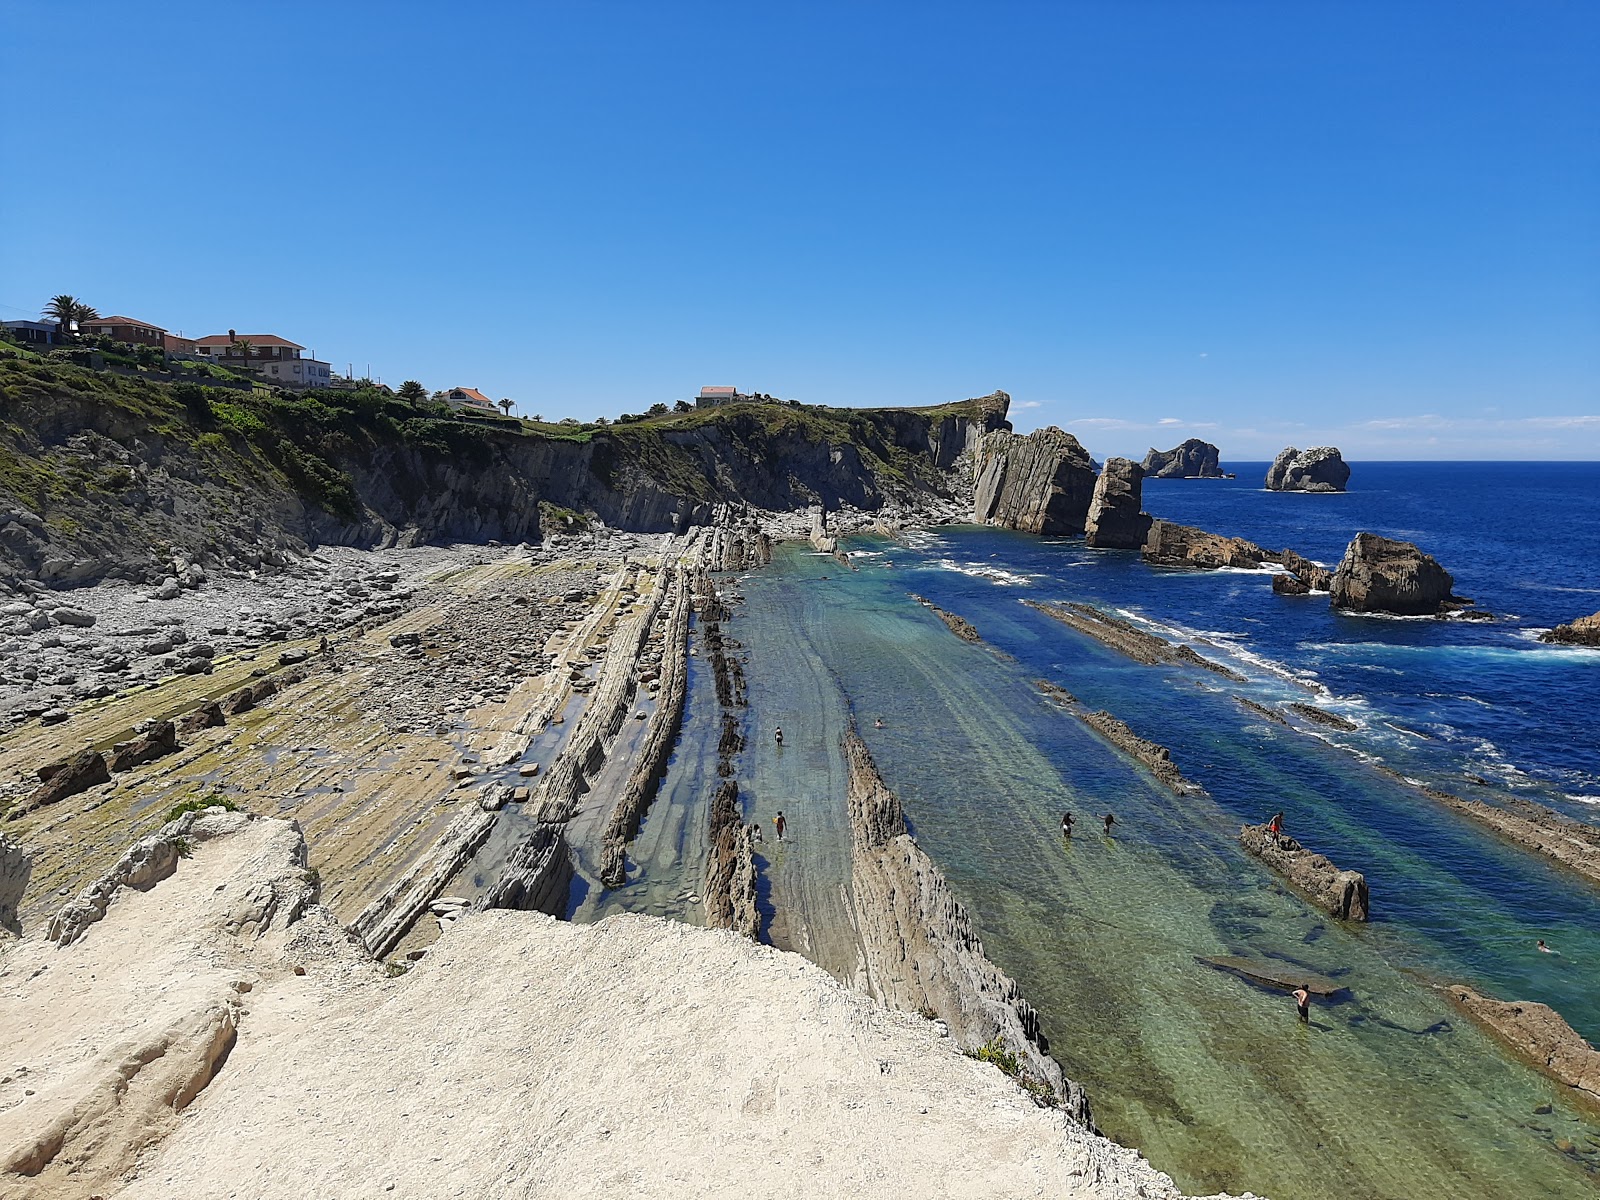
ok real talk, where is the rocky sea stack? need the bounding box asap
[1084,458,1152,549]
[1539,610,1600,648]
[1265,446,1350,492]
[1330,532,1464,616]
[1140,439,1224,479]
[973,425,1097,535]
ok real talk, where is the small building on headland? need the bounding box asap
[193,332,332,388]
[80,315,166,347]
[1,320,59,347]
[697,386,740,408]
[443,386,498,415]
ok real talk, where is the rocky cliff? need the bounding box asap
[973,425,1097,534]
[1265,446,1350,492]
[1141,439,1223,479]
[1084,458,1152,549]
[1329,532,1462,616]
[0,356,1007,589]
[1142,521,1273,569]
[1540,610,1600,647]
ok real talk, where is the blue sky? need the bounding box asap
[2,1,1595,458]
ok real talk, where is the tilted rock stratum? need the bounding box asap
[1540,609,1600,648]
[1141,439,1224,479]
[1142,520,1273,570]
[1084,457,1153,549]
[1329,532,1461,616]
[973,426,1098,534]
[0,811,1240,1200]
[1265,446,1350,492]
[1239,823,1370,921]
[1448,986,1600,1103]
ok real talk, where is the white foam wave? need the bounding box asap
[1567,794,1600,806]
[933,559,1038,587]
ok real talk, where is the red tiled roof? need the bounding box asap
[194,333,306,350]
[449,387,494,405]
[86,315,167,332]
[699,386,737,395]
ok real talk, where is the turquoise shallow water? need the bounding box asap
[674,533,1600,1200]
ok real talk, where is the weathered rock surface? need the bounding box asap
[843,731,1090,1120]
[480,822,574,917]
[1540,609,1600,648]
[1239,823,1369,921]
[912,593,982,642]
[1412,784,1600,890]
[1078,710,1202,794]
[1143,520,1273,570]
[11,749,109,821]
[1278,548,1332,592]
[1265,446,1350,492]
[1330,532,1461,616]
[974,426,1097,534]
[0,834,28,936]
[1085,458,1153,549]
[107,719,178,772]
[1141,439,1224,479]
[1447,986,1600,1103]
[703,781,760,938]
[1024,600,1246,681]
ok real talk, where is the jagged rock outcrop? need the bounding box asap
[1141,439,1223,479]
[1265,446,1350,492]
[0,834,28,936]
[107,719,178,772]
[480,823,574,916]
[1142,520,1273,570]
[1540,610,1600,647]
[973,427,1097,534]
[1077,710,1201,794]
[10,749,109,821]
[1448,986,1600,1102]
[1084,458,1153,549]
[1273,548,1332,596]
[842,731,1090,1121]
[1023,600,1245,680]
[703,781,760,938]
[1239,823,1369,921]
[911,594,981,642]
[1330,532,1462,616]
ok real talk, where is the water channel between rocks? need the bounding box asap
[598,535,1598,1200]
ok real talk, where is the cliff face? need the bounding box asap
[1084,458,1151,549]
[0,359,1004,587]
[1265,446,1350,492]
[973,426,1097,534]
[1329,532,1458,615]
[1141,439,1223,479]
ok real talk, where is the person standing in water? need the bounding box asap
[774,726,783,745]
[1102,812,1116,836]
[775,811,786,842]
[1061,812,1073,837]
[1293,985,1311,1023]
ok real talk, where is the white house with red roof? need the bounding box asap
[696,385,741,408]
[443,386,498,415]
[194,331,332,388]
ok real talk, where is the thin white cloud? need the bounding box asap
[1157,417,1182,425]
[1015,400,1043,409]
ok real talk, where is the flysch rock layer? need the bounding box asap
[0,833,28,935]
[1084,458,1153,550]
[841,732,1094,1121]
[1329,532,1460,616]
[1,813,1243,1200]
[1141,439,1224,479]
[1446,986,1600,1104]
[973,426,1097,534]
[1264,446,1349,492]
[1143,521,1274,570]
[1239,823,1369,921]
[1540,609,1600,648]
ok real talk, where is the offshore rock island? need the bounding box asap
[1,350,1597,1200]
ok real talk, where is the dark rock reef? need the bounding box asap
[1330,532,1466,616]
[1540,610,1600,648]
[1240,823,1369,921]
[1265,446,1350,492]
[1140,439,1223,479]
[1447,986,1600,1103]
[973,426,1097,535]
[1142,520,1273,570]
[1272,548,1333,596]
[1084,458,1152,549]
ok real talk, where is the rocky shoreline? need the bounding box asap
[1238,823,1370,921]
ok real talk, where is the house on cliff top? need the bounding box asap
[194,332,332,388]
[80,315,166,347]
[443,386,498,415]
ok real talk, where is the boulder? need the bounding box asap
[1,833,29,935]
[152,577,182,601]
[108,720,178,772]
[1142,520,1272,570]
[14,750,111,820]
[176,700,226,733]
[51,607,96,628]
[1240,823,1369,920]
[1272,573,1312,596]
[1330,532,1460,616]
[1084,458,1153,549]
[1539,610,1600,648]
[1265,446,1350,492]
[1140,439,1223,479]
[1280,548,1333,592]
[973,427,1097,534]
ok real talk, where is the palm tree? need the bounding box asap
[397,380,427,403]
[43,295,97,336]
[498,398,514,417]
[230,337,255,373]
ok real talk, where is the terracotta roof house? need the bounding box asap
[163,332,199,356]
[696,385,741,409]
[443,387,498,414]
[194,332,332,388]
[80,315,166,346]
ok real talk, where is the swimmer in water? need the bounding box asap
[874,717,885,729]
[1537,939,1556,954]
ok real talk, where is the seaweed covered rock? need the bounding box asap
[1265,446,1350,492]
[1330,533,1461,616]
[1084,458,1153,549]
[1141,439,1223,479]
[973,427,1097,534]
